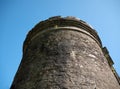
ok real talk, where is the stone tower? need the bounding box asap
[10,16,120,89]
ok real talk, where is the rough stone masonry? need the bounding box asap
[10,16,120,89]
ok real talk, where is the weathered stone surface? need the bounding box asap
[11,16,120,89]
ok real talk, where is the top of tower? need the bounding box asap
[49,16,94,29]
[23,16,102,52]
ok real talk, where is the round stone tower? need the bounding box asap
[10,16,120,89]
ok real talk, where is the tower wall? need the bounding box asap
[11,16,120,89]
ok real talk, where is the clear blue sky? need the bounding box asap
[0,0,120,89]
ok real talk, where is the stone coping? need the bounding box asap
[23,16,102,52]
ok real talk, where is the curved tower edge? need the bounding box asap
[23,16,102,53]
